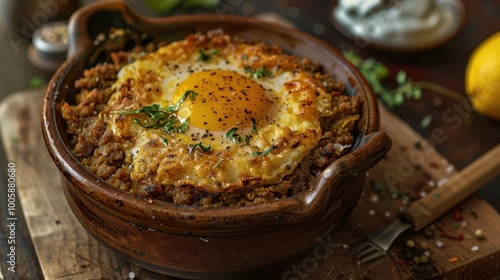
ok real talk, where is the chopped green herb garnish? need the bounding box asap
[198,49,211,61]
[244,135,251,145]
[250,118,258,134]
[226,127,240,142]
[241,54,248,61]
[197,49,219,62]
[162,137,168,145]
[178,119,190,133]
[252,145,276,156]
[155,117,177,133]
[112,90,197,133]
[189,142,211,154]
[246,66,273,79]
[177,90,198,106]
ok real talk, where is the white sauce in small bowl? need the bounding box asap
[332,0,465,51]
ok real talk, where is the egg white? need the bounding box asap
[105,38,333,193]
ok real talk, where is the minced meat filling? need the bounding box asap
[61,33,362,207]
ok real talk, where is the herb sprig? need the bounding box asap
[112,90,198,133]
[343,51,464,109]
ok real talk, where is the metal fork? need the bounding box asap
[350,144,500,264]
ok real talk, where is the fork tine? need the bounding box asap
[349,241,370,255]
[360,250,387,263]
[349,240,387,264]
[355,245,379,259]
[349,219,413,263]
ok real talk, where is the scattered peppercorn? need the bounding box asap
[474,229,484,239]
[420,255,429,263]
[406,239,415,248]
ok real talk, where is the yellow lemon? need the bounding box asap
[465,31,500,121]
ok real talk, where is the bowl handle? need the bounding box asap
[67,0,142,57]
[301,131,392,215]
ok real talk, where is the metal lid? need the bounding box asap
[29,21,69,71]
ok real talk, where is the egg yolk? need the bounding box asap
[173,70,270,131]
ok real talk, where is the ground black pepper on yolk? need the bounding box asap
[174,70,270,131]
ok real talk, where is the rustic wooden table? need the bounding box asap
[0,1,499,279]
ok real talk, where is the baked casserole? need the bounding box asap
[61,31,362,207]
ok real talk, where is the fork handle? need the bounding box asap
[401,144,500,231]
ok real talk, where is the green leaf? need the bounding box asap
[396,71,407,85]
[421,114,433,129]
[178,118,190,133]
[159,117,179,132]
[393,91,405,106]
[412,87,422,100]
[226,127,240,142]
[176,90,198,107]
[343,51,362,67]
[374,64,389,79]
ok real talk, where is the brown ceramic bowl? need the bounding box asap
[41,1,391,279]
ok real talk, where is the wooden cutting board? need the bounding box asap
[0,89,499,279]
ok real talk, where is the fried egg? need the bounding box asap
[104,33,334,193]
